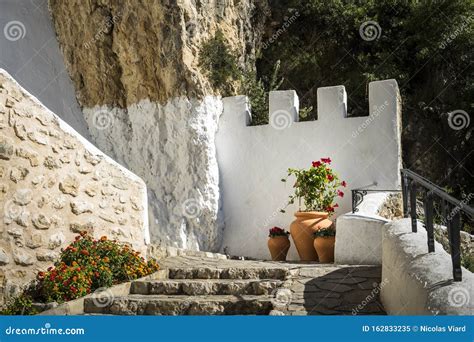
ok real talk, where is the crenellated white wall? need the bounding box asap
[216,80,402,260]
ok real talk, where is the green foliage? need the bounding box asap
[199,31,287,125]
[260,0,473,198]
[313,226,336,238]
[462,254,474,273]
[281,157,346,214]
[1,295,38,316]
[241,60,284,125]
[198,30,241,96]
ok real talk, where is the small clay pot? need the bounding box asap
[267,236,291,261]
[290,212,332,261]
[313,236,335,263]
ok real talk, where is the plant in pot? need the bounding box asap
[313,226,336,263]
[281,157,346,261]
[267,227,291,261]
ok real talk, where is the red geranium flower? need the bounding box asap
[327,174,334,181]
[334,203,339,208]
[325,206,335,212]
[312,161,322,168]
[338,190,344,198]
[321,157,332,164]
[341,181,347,187]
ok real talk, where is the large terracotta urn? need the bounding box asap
[290,211,332,261]
[267,236,291,261]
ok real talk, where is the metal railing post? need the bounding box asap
[448,210,462,281]
[410,181,417,232]
[424,191,435,253]
[402,172,409,217]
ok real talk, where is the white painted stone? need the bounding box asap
[83,96,223,251]
[335,192,390,265]
[216,80,402,259]
[381,218,473,315]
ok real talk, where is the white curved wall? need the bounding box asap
[381,219,473,315]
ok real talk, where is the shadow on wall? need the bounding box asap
[0,0,90,137]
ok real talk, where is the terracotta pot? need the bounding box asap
[313,236,335,263]
[290,211,332,261]
[267,236,291,261]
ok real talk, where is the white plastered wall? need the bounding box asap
[216,80,402,260]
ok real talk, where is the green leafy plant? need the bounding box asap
[268,226,290,238]
[241,60,284,125]
[198,30,241,96]
[313,226,336,238]
[281,157,346,215]
[1,295,38,315]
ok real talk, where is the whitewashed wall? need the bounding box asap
[216,80,402,260]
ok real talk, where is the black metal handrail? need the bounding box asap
[401,168,473,281]
[351,182,401,213]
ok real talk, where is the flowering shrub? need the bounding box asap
[268,226,290,238]
[36,232,159,303]
[281,157,346,215]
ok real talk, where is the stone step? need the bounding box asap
[130,279,283,296]
[84,294,274,315]
[167,267,289,280]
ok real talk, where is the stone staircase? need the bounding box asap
[70,254,385,316]
[83,264,290,315]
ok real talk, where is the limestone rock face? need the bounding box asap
[49,0,269,251]
[48,0,268,106]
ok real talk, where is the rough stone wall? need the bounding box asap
[0,69,148,305]
[48,0,268,251]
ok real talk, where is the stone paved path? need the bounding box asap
[84,255,385,315]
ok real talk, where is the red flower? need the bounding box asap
[338,190,344,198]
[334,203,339,208]
[341,181,347,187]
[312,161,322,168]
[321,157,332,164]
[325,206,335,212]
[327,174,334,181]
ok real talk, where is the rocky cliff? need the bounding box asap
[48,0,268,251]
